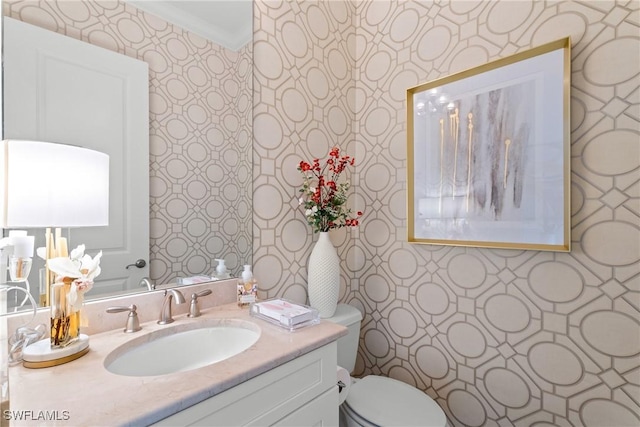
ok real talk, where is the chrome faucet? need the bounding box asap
[157,289,186,325]
[140,277,155,291]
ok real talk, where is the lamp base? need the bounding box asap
[22,334,90,368]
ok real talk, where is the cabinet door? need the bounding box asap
[276,387,339,427]
[153,342,338,426]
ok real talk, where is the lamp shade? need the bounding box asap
[1,140,109,227]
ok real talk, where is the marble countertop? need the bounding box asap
[7,302,347,426]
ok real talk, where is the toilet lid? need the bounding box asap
[345,376,446,426]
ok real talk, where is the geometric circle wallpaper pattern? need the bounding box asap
[4,0,253,286]
[4,0,638,425]
[253,1,639,426]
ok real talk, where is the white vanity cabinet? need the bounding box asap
[153,342,339,426]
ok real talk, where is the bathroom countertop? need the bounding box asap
[7,302,347,426]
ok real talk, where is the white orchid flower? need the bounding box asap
[70,244,86,261]
[47,247,101,280]
[69,278,94,312]
[48,248,102,312]
[47,257,83,279]
[36,243,85,261]
[79,251,102,280]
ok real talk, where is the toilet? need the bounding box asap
[327,304,448,427]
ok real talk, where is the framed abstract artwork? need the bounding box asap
[407,38,571,251]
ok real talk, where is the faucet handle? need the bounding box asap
[106,304,142,333]
[187,289,213,318]
[195,289,213,298]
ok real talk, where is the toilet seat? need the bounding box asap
[343,375,447,427]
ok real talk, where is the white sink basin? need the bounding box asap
[104,320,260,377]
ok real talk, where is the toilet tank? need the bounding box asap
[327,304,363,373]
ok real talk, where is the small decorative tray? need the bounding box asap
[250,298,320,331]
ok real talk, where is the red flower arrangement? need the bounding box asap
[297,147,363,233]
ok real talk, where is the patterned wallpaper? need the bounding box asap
[253,1,640,426]
[253,0,357,303]
[3,0,253,286]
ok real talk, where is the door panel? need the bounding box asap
[3,17,150,296]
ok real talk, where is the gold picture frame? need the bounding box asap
[407,38,571,251]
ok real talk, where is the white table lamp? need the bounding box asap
[1,139,109,228]
[1,139,109,367]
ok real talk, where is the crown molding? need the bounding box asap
[126,1,251,51]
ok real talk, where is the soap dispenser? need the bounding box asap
[237,264,257,307]
[215,259,227,278]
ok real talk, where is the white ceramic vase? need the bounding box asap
[307,232,340,318]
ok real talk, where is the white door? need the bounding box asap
[3,17,150,297]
